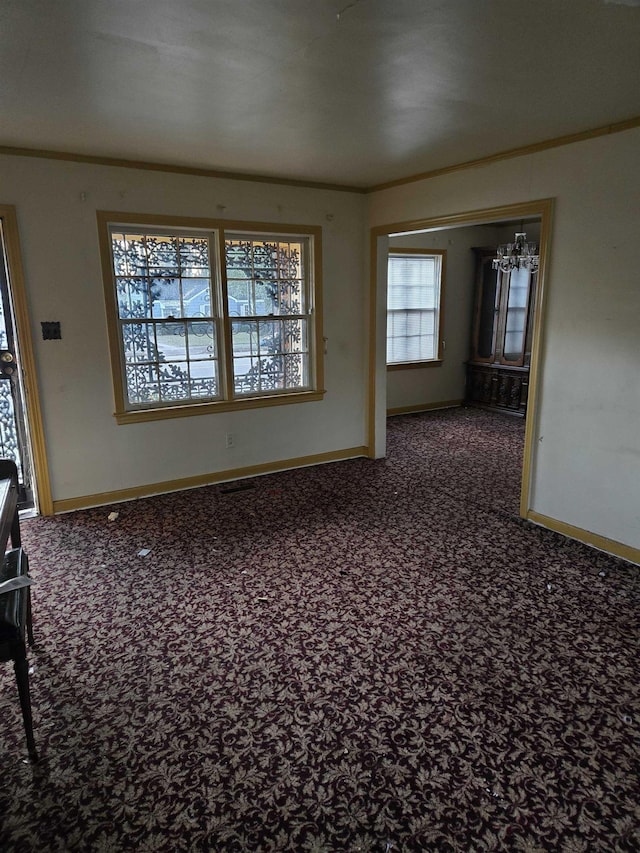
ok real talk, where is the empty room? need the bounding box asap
[1,2,639,851]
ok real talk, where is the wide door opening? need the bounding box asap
[370,199,553,519]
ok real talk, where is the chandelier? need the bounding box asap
[492,232,539,272]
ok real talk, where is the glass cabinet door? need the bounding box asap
[472,254,500,362]
[500,267,532,366]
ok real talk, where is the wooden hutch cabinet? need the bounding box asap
[465,248,537,417]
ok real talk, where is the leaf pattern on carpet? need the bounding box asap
[1,409,638,852]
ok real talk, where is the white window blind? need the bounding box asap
[387,252,442,364]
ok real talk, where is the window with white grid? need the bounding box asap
[386,250,444,365]
[99,213,323,423]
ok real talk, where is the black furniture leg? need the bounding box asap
[14,648,38,762]
[10,510,21,548]
[26,589,34,647]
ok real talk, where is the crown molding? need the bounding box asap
[1,115,638,195]
[366,116,640,193]
[0,144,366,194]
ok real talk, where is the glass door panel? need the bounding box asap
[475,260,500,360]
[0,222,35,509]
[501,267,530,365]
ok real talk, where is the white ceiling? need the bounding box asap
[1,0,639,188]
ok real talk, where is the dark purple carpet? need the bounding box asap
[1,408,638,852]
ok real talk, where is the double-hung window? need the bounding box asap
[386,249,445,367]
[98,213,323,423]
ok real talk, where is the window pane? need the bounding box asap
[259,355,284,391]
[117,277,152,319]
[227,278,250,317]
[252,241,278,274]
[179,237,209,277]
[232,352,286,396]
[387,309,436,362]
[182,279,211,317]
[388,256,437,309]
[279,279,304,315]
[122,322,156,364]
[258,320,282,355]
[189,361,218,399]
[225,241,252,276]
[146,235,179,275]
[230,316,309,396]
[187,321,215,360]
[126,364,160,405]
[387,253,441,364]
[159,362,191,402]
[151,280,182,318]
[156,322,187,362]
[112,233,147,276]
[112,232,214,318]
[284,353,308,388]
[231,318,258,357]
[233,356,260,395]
[279,245,302,279]
[225,237,306,318]
[254,280,278,315]
[283,318,307,353]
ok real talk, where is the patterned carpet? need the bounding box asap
[1,408,638,852]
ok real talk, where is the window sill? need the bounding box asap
[387,359,443,371]
[114,389,326,425]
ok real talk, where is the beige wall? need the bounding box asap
[2,127,638,557]
[0,155,367,504]
[370,127,640,552]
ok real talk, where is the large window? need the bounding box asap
[98,213,323,423]
[386,249,445,367]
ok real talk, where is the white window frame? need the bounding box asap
[97,212,324,424]
[386,248,446,369]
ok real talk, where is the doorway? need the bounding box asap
[369,199,553,520]
[0,205,51,515]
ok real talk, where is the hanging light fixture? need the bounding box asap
[492,231,539,272]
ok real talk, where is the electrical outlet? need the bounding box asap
[225,432,234,448]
